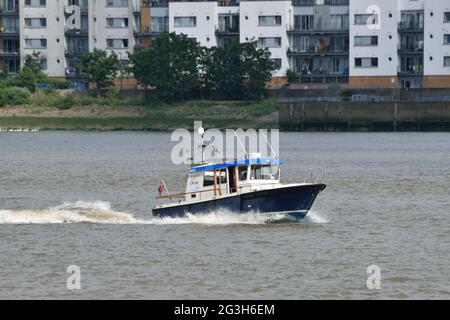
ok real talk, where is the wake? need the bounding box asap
[0,201,328,225]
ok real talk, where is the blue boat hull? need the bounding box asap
[152,184,326,219]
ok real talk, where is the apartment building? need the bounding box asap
[1,0,449,88]
[0,0,20,74]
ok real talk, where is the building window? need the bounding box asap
[105,0,128,7]
[25,39,47,49]
[354,14,378,25]
[354,36,378,46]
[445,57,450,67]
[24,18,47,29]
[106,18,129,28]
[151,16,169,32]
[258,16,282,26]
[330,14,349,31]
[24,0,46,7]
[106,39,129,49]
[293,15,313,31]
[444,12,450,23]
[272,58,282,70]
[258,37,282,48]
[444,34,450,45]
[355,57,378,68]
[174,16,196,28]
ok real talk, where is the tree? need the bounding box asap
[78,49,120,95]
[286,69,298,86]
[129,33,202,101]
[200,41,244,100]
[203,41,277,100]
[24,51,45,74]
[13,51,48,92]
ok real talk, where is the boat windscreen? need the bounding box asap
[203,170,227,187]
[250,165,279,180]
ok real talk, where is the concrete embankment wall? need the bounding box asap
[279,101,450,132]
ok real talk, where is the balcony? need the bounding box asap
[141,0,168,7]
[292,0,349,6]
[217,0,239,6]
[288,24,349,35]
[398,46,423,55]
[65,47,88,56]
[398,65,423,76]
[398,21,424,33]
[0,9,19,16]
[65,28,88,36]
[216,26,239,36]
[0,50,20,57]
[288,46,348,56]
[64,4,88,15]
[0,29,20,37]
[135,26,167,36]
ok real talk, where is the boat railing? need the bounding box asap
[156,181,281,204]
[303,170,326,184]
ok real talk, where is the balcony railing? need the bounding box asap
[398,21,424,31]
[65,47,88,56]
[288,24,349,34]
[399,66,424,75]
[292,0,349,6]
[288,46,348,55]
[141,0,168,7]
[137,26,168,34]
[65,28,89,35]
[216,25,240,34]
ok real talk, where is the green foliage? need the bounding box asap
[286,69,298,85]
[24,51,45,74]
[46,78,72,89]
[129,33,202,102]
[341,89,355,97]
[79,49,120,94]
[129,34,276,102]
[12,52,49,93]
[0,87,31,107]
[201,41,277,100]
[55,95,77,110]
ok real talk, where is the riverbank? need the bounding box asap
[0,100,279,131]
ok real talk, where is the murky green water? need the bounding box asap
[0,132,449,299]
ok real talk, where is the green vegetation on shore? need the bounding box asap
[0,99,279,131]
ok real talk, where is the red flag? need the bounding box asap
[158,183,165,196]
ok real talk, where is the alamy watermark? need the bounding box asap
[66,265,81,290]
[170,121,279,165]
[366,265,381,290]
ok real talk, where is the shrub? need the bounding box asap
[55,94,77,110]
[286,69,298,85]
[0,87,31,107]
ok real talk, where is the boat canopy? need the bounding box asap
[189,157,284,173]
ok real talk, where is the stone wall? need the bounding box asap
[279,101,450,131]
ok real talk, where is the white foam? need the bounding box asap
[0,201,140,225]
[0,201,328,225]
[304,209,329,224]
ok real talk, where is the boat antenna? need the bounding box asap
[234,131,249,159]
[260,130,278,159]
[198,126,205,163]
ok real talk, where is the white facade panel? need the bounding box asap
[424,0,450,76]
[169,2,219,48]
[239,0,292,77]
[349,0,399,77]
[89,0,137,60]
[20,0,66,77]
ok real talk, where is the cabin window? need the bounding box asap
[250,165,279,180]
[203,170,227,187]
[238,166,248,181]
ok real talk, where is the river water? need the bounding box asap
[0,132,449,299]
